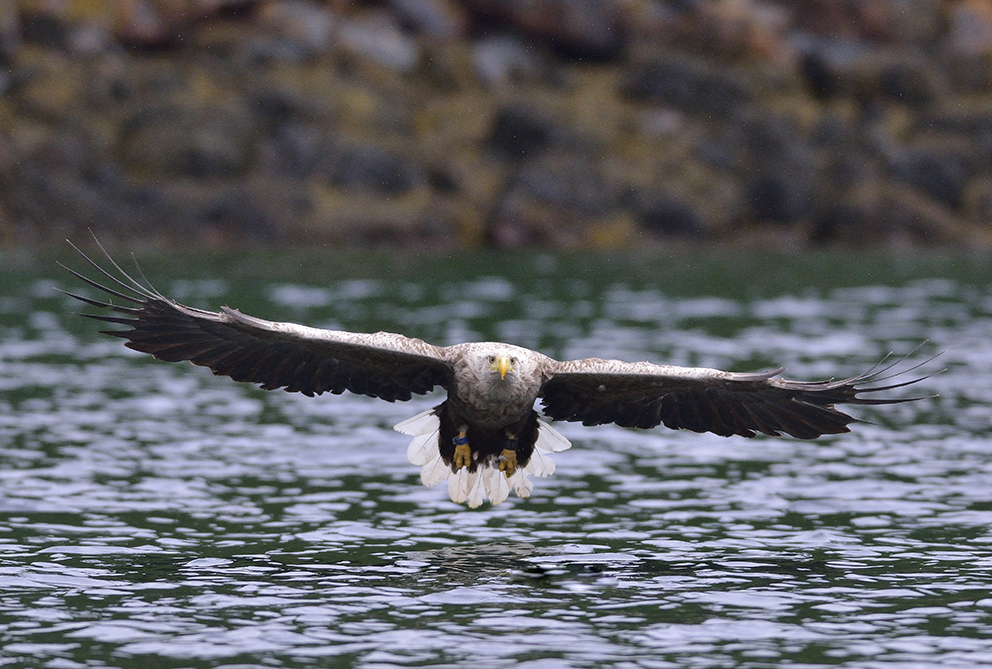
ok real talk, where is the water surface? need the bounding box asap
[0,250,988,668]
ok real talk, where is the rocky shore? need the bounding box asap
[2,0,992,250]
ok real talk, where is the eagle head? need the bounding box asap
[488,353,515,380]
[456,343,545,404]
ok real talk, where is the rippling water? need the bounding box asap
[1,250,990,668]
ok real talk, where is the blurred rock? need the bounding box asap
[486,104,557,161]
[635,191,703,236]
[79,55,137,109]
[813,182,982,246]
[946,0,992,56]
[257,122,323,178]
[922,108,992,164]
[11,56,83,122]
[4,0,992,250]
[0,0,21,62]
[115,0,260,48]
[306,184,453,246]
[888,142,972,210]
[338,12,419,72]
[465,0,625,60]
[514,151,613,215]
[390,0,466,39]
[119,103,257,178]
[922,105,992,134]
[115,0,176,47]
[621,55,753,117]
[472,35,545,86]
[666,0,792,63]
[20,11,69,49]
[962,176,992,227]
[490,150,615,247]
[636,108,684,138]
[789,0,944,45]
[796,37,946,108]
[258,123,426,195]
[253,0,335,60]
[941,0,992,93]
[198,182,285,240]
[726,113,824,225]
[68,21,115,55]
[876,57,946,109]
[324,141,427,195]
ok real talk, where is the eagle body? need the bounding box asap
[63,242,934,508]
[435,400,542,471]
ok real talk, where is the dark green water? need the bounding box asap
[0,249,988,668]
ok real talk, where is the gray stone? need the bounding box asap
[621,55,752,118]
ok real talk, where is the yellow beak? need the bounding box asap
[492,356,513,380]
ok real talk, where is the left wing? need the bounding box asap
[61,243,454,402]
[539,355,933,439]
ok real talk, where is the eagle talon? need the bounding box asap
[453,431,471,469]
[498,448,518,477]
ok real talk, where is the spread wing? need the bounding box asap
[540,355,933,439]
[61,244,453,401]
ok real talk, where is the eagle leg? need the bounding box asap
[499,449,518,476]
[452,430,471,470]
[499,433,519,476]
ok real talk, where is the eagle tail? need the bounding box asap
[394,406,572,506]
[524,420,571,477]
[395,409,441,463]
[483,466,511,505]
[536,420,571,453]
[394,408,451,488]
[449,468,487,507]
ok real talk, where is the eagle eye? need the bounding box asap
[487,355,496,363]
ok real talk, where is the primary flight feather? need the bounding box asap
[62,242,934,507]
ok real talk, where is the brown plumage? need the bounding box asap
[62,242,936,507]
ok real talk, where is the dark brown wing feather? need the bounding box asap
[540,354,935,439]
[61,243,453,402]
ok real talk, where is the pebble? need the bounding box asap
[337,12,420,73]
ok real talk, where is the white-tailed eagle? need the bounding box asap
[62,244,935,508]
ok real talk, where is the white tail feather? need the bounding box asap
[420,453,450,487]
[483,466,511,505]
[525,448,555,477]
[466,471,486,508]
[406,429,439,466]
[508,470,533,498]
[448,467,477,504]
[535,420,571,452]
[397,410,442,468]
[524,421,570,477]
[394,409,439,435]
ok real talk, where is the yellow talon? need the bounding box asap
[499,448,517,477]
[453,431,471,469]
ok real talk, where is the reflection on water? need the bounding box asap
[0,252,990,668]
